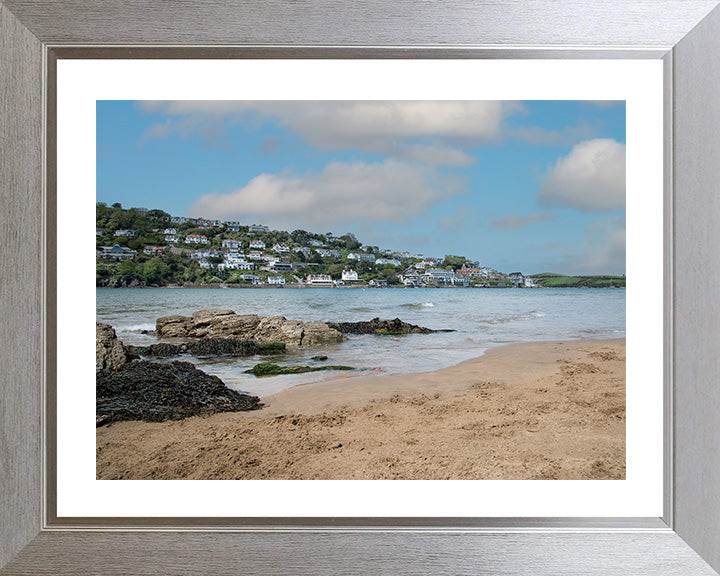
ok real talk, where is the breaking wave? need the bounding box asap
[117,323,156,333]
[478,310,546,325]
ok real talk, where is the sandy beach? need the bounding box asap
[96,338,625,480]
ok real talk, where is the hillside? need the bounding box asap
[95,203,478,287]
[96,203,624,289]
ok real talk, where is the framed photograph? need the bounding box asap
[2,2,720,575]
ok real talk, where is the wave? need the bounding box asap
[399,302,435,309]
[578,328,625,336]
[478,310,546,325]
[349,306,374,313]
[117,323,156,333]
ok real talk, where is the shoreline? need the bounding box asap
[96,283,625,289]
[97,337,626,480]
[258,337,625,415]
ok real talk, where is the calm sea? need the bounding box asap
[96,287,625,398]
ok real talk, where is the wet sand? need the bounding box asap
[96,338,625,480]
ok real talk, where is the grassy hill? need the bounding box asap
[531,273,625,288]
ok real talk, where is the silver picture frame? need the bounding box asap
[2,1,720,574]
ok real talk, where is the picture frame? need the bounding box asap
[1,1,719,574]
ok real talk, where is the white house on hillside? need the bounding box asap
[341,269,359,282]
[375,258,401,266]
[249,239,266,250]
[222,239,242,249]
[185,234,209,245]
[347,252,375,263]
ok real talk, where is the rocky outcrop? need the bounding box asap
[155,309,344,345]
[327,317,451,335]
[96,322,137,373]
[96,360,261,425]
[244,363,354,377]
[129,339,285,358]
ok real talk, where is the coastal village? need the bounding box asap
[97,203,625,289]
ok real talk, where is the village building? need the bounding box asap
[114,229,135,237]
[164,234,180,244]
[249,239,266,250]
[375,258,402,266]
[424,268,456,285]
[400,268,424,287]
[185,234,209,245]
[268,261,293,272]
[305,274,333,286]
[267,276,286,285]
[248,224,269,233]
[315,248,341,258]
[347,252,376,263]
[273,243,290,254]
[99,244,136,261]
[222,239,242,250]
[341,269,359,282]
[143,246,164,256]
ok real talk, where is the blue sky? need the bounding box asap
[97,100,626,275]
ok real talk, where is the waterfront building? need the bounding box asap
[306,274,333,286]
[98,244,136,261]
[341,269,359,282]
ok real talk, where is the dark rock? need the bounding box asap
[311,355,329,361]
[130,342,185,357]
[96,360,262,424]
[129,339,286,358]
[245,363,354,377]
[327,317,450,335]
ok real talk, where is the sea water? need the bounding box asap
[96,287,625,397]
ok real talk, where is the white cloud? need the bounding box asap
[138,101,523,165]
[188,160,464,231]
[538,138,626,211]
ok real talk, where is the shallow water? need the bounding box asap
[97,287,625,397]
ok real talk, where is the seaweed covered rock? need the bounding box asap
[96,322,137,373]
[155,310,344,345]
[327,317,449,335]
[130,339,285,358]
[96,360,261,425]
[245,363,354,377]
